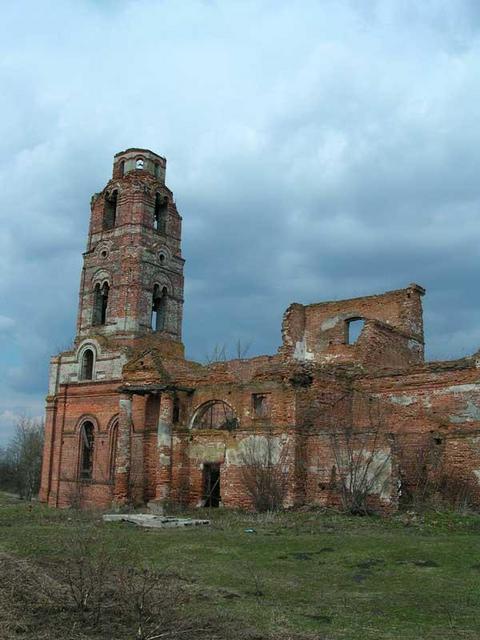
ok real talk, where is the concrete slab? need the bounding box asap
[103,513,210,529]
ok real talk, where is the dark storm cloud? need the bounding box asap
[1,0,480,441]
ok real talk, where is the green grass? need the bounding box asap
[1,494,480,639]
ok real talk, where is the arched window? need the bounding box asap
[79,421,95,479]
[109,420,118,481]
[120,160,125,176]
[103,191,118,230]
[345,317,365,345]
[172,395,181,425]
[136,158,144,170]
[153,194,168,232]
[151,285,168,331]
[192,400,238,431]
[80,349,94,381]
[92,282,109,326]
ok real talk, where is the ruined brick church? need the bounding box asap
[40,149,480,511]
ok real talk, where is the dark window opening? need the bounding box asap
[154,162,160,178]
[172,396,181,424]
[80,421,94,480]
[192,400,237,431]
[203,463,221,507]
[151,285,168,331]
[80,349,94,380]
[92,282,109,326]
[120,160,125,176]
[252,393,270,418]
[345,318,365,345]
[109,421,118,480]
[153,194,168,232]
[103,191,118,230]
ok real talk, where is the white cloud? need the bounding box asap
[1,0,480,428]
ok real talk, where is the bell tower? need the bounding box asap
[76,148,184,348]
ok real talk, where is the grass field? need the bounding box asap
[1,494,480,639]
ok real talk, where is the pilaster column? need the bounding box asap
[155,391,174,502]
[114,393,133,506]
[39,397,57,503]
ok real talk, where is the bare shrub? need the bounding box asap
[0,547,221,640]
[116,565,196,640]
[437,472,475,512]
[63,525,116,625]
[239,428,290,512]
[327,396,392,515]
[397,436,475,512]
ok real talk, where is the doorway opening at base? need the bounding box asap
[203,463,221,507]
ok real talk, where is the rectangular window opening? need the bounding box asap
[252,393,270,419]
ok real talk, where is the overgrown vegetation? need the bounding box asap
[1,494,480,639]
[0,417,44,499]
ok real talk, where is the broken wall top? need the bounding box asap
[280,284,425,368]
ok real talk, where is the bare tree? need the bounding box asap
[327,396,393,515]
[204,343,227,364]
[204,340,252,364]
[0,446,16,493]
[235,339,251,360]
[239,428,290,512]
[1,417,44,500]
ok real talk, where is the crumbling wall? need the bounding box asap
[280,284,425,367]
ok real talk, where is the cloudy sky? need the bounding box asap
[1,0,480,442]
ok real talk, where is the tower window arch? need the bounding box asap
[80,348,94,381]
[136,158,144,170]
[120,160,125,176]
[93,282,109,326]
[79,421,95,480]
[103,191,118,230]
[151,285,168,331]
[154,194,168,232]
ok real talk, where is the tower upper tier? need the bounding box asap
[75,149,185,348]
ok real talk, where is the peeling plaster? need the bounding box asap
[294,338,314,361]
[321,316,341,331]
[433,384,480,395]
[339,449,392,501]
[389,395,415,406]
[449,400,480,424]
[226,434,288,466]
[189,441,226,463]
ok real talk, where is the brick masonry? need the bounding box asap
[40,149,480,512]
